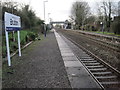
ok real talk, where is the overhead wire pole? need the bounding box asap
[101,6,105,34]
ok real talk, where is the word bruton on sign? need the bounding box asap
[4,12,21,66]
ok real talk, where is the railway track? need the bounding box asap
[59,29,120,70]
[74,41,120,88]
[77,31,120,53]
[58,30,120,89]
[69,30,120,53]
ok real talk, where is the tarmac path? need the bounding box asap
[2,30,71,88]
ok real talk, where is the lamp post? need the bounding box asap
[43,0,48,37]
[44,0,48,23]
[100,6,105,34]
[100,22,104,33]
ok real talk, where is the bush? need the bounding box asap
[19,31,28,45]
[2,30,38,58]
[10,42,18,50]
[27,32,36,41]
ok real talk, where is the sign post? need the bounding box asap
[4,12,21,66]
[18,31,21,56]
[5,30,11,66]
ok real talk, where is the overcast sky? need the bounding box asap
[10,0,120,23]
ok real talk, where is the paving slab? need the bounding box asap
[64,61,83,67]
[62,53,75,57]
[63,56,78,61]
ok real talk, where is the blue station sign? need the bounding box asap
[4,12,21,31]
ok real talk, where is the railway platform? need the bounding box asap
[3,29,101,89]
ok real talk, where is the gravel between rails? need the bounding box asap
[2,31,71,88]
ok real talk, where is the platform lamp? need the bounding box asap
[43,0,48,37]
[44,0,48,23]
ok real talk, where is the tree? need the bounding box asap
[102,1,111,32]
[71,1,90,29]
[97,0,118,32]
[2,1,44,30]
[20,5,37,29]
[2,1,19,20]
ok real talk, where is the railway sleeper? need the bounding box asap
[79,55,90,57]
[96,75,117,79]
[97,77,119,83]
[85,62,100,65]
[89,68,107,72]
[86,65,104,68]
[77,54,89,56]
[80,59,94,61]
[82,61,97,63]
[103,85,120,88]
[92,72,114,77]
[101,81,120,85]
[79,57,92,59]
